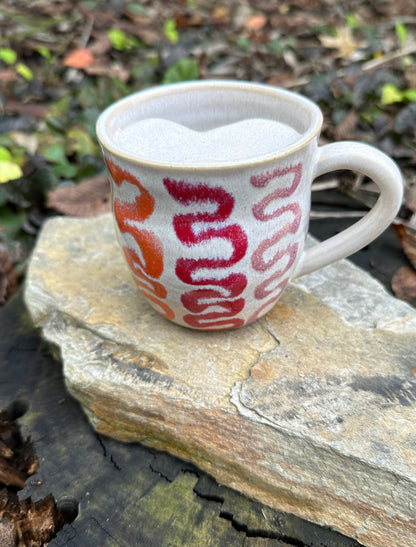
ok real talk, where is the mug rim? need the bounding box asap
[96,80,323,171]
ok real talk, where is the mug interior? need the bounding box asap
[97,80,322,168]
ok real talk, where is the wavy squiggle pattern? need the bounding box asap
[164,178,248,329]
[248,163,303,323]
[105,159,175,320]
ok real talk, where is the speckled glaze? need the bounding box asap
[96,80,403,330]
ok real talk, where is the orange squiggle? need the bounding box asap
[105,158,174,320]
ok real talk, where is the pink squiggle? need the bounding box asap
[251,162,302,193]
[254,244,298,299]
[251,204,301,272]
[250,162,303,312]
[247,278,289,325]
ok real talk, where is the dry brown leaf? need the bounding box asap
[319,26,361,60]
[135,28,160,45]
[84,62,129,82]
[405,185,416,213]
[175,12,205,28]
[46,176,111,217]
[0,247,19,306]
[392,223,416,269]
[5,101,49,119]
[63,49,95,69]
[267,71,293,87]
[212,6,230,19]
[0,70,17,84]
[88,34,112,56]
[391,266,416,303]
[334,110,358,141]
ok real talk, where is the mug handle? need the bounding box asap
[294,142,403,278]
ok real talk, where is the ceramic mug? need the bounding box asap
[96,80,403,330]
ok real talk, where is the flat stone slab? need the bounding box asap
[24,213,416,547]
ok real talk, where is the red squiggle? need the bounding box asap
[164,178,247,329]
[183,310,245,330]
[105,158,174,320]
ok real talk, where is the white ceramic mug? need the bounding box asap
[96,80,403,330]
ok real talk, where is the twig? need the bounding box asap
[79,15,94,49]
[352,173,365,192]
[284,76,310,89]
[310,210,366,219]
[362,43,416,72]
[311,179,340,192]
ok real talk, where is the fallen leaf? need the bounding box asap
[5,101,48,118]
[0,70,17,84]
[319,26,361,60]
[334,111,358,141]
[84,62,129,82]
[391,266,416,303]
[175,12,205,28]
[266,71,293,87]
[88,34,112,56]
[244,13,267,31]
[46,175,111,217]
[405,185,416,213]
[0,161,23,184]
[212,6,230,19]
[10,132,38,156]
[392,223,416,269]
[63,49,95,69]
[0,245,20,305]
[134,28,160,45]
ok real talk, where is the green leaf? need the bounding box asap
[16,63,33,81]
[163,58,199,84]
[67,126,98,159]
[0,161,23,183]
[43,142,67,164]
[37,45,52,61]
[0,160,56,208]
[0,146,12,162]
[381,83,404,105]
[107,29,139,51]
[53,162,78,179]
[395,21,407,46]
[346,13,360,30]
[125,3,147,15]
[403,89,416,102]
[108,28,127,51]
[164,19,179,44]
[42,141,77,179]
[0,47,17,65]
[0,206,26,232]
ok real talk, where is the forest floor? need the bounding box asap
[1,0,415,308]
